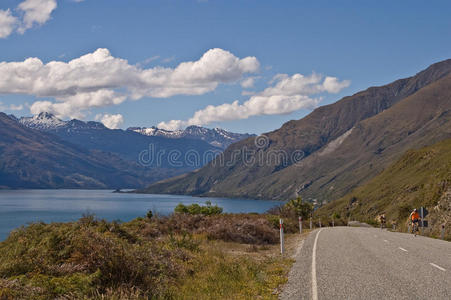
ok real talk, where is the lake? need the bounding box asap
[0,189,283,241]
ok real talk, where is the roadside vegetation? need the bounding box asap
[0,200,307,299]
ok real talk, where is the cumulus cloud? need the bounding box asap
[95,113,124,129]
[158,73,350,130]
[0,9,18,38]
[241,77,256,89]
[17,0,57,34]
[0,0,58,38]
[0,48,259,118]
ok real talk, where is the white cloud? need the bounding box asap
[0,9,18,38]
[0,101,24,111]
[0,0,57,38]
[322,76,351,93]
[17,0,57,34]
[0,48,259,118]
[9,104,24,111]
[241,77,256,89]
[95,113,124,129]
[162,56,175,63]
[158,73,350,130]
[136,55,160,67]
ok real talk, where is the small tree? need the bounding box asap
[332,212,341,220]
[174,202,223,215]
[285,196,313,219]
[146,210,153,219]
[174,203,188,214]
[187,203,202,215]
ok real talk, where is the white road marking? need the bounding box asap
[383,239,389,243]
[312,229,323,300]
[430,263,446,272]
[398,247,408,252]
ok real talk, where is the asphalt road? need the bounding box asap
[280,227,451,299]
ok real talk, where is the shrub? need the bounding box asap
[204,214,278,244]
[285,197,313,219]
[175,203,189,214]
[0,219,188,298]
[0,211,286,299]
[174,202,223,216]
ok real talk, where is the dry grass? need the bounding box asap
[0,213,302,299]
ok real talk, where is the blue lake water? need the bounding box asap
[0,189,282,241]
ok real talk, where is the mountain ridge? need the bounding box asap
[18,112,252,150]
[0,112,173,189]
[141,59,451,202]
[128,125,254,149]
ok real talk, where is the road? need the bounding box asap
[280,227,451,299]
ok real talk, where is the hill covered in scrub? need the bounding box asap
[141,59,451,202]
[316,138,451,240]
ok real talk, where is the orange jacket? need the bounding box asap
[411,212,420,221]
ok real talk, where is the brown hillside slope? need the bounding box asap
[316,138,451,240]
[141,59,451,201]
[259,71,451,202]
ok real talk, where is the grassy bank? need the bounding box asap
[0,211,301,299]
[316,138,451,240]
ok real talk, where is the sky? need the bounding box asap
[0,0,450,134]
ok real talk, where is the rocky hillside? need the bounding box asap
[141,59,451,201]
[316,138,451,239]
[0,113,176,189]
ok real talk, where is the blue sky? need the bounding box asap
[0,0,450,134]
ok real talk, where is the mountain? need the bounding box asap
[316,138,451,239]
[19,112,67,130]
[0,113,176,189]
[18,114,223,171]
[19,113,252,150]
[128,125,254,149]
[141,59,451,201]
[18,114,251,171]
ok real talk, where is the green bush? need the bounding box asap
[174,201,223,215]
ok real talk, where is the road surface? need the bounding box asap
[280,227,451,299]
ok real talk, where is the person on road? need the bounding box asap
[380,214,386,229]
[409,209,420,236]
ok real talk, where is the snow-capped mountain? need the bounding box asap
[19,112,67,130]
[17,112,254,150]
[18,112,107,132]
[5,112,254,188]
[129,127,185,138]
[128,125,255,149]
[14,112,222,170]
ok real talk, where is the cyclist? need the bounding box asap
[409,209,420,236]
[380,214,386,229]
